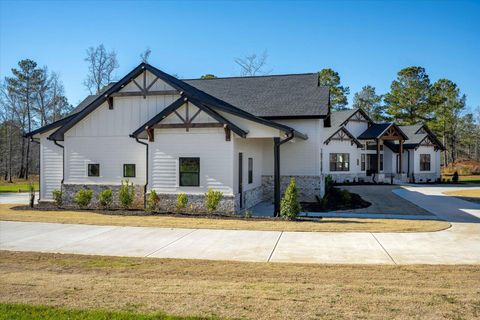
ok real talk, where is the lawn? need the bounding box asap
[459,175,480,184]
[0,303,214,320]
[444,189,480,204]
[1,251,479,320]
[0,204,450,232]
[0,177,39,193]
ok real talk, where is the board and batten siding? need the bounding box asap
[63,73,181,185]
[232,137,264,194]
[39,130,63,201]
[149,128,234,195]
[262,119,322,176]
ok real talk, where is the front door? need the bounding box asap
[238,152,243,209]
[366,154,378,176]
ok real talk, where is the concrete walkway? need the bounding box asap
[1,186,480,264]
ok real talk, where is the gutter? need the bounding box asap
[130,135,148,208]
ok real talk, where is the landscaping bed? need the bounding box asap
[0,204,450,233]
[301,187,371,212]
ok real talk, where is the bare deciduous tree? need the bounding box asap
[140,48,152,63]
[84,44,119,94]
[234,50,271,76]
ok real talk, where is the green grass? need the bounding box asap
[0,182,38,193]
[0,303,218,320]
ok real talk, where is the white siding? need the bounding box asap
[63,72,182,185]
[322,140,361,175]
[149,128,234,195]
[413,146,440,175]
[64,137,146,185]
[39,130,63,201]
[262,119,322,176]
[345,121,369,137]
[233,137,265,194]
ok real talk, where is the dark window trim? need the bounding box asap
[420,154,431,171]
[123,164,136,178]
[179,157,200,187]
[329,153,350,172]
[88,163,100,177]
[248,157,253,184]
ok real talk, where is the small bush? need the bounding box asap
[325,175,334,193]
[52,189,63,207]
[244,210,253,218]
[205,188,223,214]
[452,171,459,183]
[176,193,188,212]
[118,180,135,209]
[74,188,94,208]
[338,189,352,204]
[280,177,301,220]
[98,188,113,209]
[146,190,160,212]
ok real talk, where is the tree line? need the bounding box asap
[1,46,478,183]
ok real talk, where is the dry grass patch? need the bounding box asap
[0,204,449,233]
[444,189,480,204]
[1,251,480,320]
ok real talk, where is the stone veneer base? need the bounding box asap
[62,184,145,210]
[262,175,324,202]
[151,193,236,215]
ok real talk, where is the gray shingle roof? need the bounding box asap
[184,73,329,118]
[357,123,393,139]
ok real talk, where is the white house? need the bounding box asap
[27,63,444,215]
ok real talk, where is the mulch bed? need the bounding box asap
[301,188,371,212]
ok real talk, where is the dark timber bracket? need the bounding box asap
[273,132,294,217]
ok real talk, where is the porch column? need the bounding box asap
[399,140,403,174]
[273,137,280,217]
[376,139,381,174]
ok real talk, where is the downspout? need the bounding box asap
[51,138,65,201]
[30,138,40,202]
[273,131,295,217]
[131,135,148,208]
[406,149,411,180]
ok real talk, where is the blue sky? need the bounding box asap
[1,0,479,113]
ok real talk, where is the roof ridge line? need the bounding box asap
[182,72,318,81]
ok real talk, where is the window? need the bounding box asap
[179,157,200,186]
[123,164,136,178]
[380,154,384,171]
[361,154,366,171]
[88,164,100,177]
[420,154,431,171]
[329,153,350,172]
[248,158,253,184]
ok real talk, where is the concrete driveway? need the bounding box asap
[1,186,479,264]
[0,192,38,204]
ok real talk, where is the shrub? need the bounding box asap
[176,193,188,212]
[118,180,135,209]
[52,189,63,207]
[325,175,334,193]
[146,190,160,212]
[452,171,459,183]
[338,189,352,204]
[280,177,301,220]
[205,188,223,214]
[244,210,253,218]
[74,188,94,208]
[98,188,113,209]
